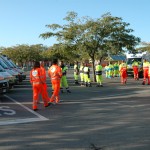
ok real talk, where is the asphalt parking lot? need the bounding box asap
[0,70,150,150]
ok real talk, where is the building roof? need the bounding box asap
[105,55,126,61]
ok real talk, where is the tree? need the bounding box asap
[2,44,49,67]
[40,11,141,81]
[136,42,150,52]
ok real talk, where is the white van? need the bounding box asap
[0,65,15,89]
[0,55,26,81]
[0,57,18,84]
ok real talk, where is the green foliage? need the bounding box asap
[136,42,150,52]
[1,11,142,74]
[40,11,141,81]
[2,44,50,66]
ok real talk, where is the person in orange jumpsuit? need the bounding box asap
[39,61,51,102]
[48,59,62,104]
[148,63,150,85]
[142,59,149,85]
[30,61,49,111]
[119,60,127,84]
[132,59,139,80]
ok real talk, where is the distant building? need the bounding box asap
[104,55,126,64]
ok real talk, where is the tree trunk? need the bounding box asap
[91,59,96,82]
[99,56,103,63]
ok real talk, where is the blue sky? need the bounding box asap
[0,0,150,47]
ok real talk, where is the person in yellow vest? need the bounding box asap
[95,61,103,87]
[83,63,91,87]
[119,60,127,84]
[132,59,139,80]
[74,61,80,85]
[104,63,109,78]
[108,62,114,78]
[142,59,149,85]
[79,62,84,86]
[60,61,71,93]
[113,62,119,77]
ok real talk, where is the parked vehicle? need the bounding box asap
[0,57,18,84]
[0,65,15,89]
[126,53,145,78]
[1,55,26,81]
[0,73,9,94]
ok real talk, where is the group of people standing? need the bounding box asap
[118,58,150,85]
[104,59,150,85]
[30,58,150,111]
[73,61,103,87]
[74,59,150,86]
[104,61,127,84]
[73,60,127,87]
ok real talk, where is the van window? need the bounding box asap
[126,58,142,65]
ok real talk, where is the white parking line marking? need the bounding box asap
[0,95,49,126]
[0,118,47,126]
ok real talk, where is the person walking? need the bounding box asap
[95,61,103,87]
[104,63,109,78]
[119,60,127,84]
[108,62,114,78]
[60,61,71,93]
[132,59,139,80]
[83,63,92,87]
[148,63,150,85]
[79,62,84,86]
[142,59,149,85]
[39,61,50,102]
[30,61,49,111]
[74,61,80,85]
[113,62,119,77]
[48,59,62,104]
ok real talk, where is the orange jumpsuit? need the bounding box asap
[148,65,150,85]
[48,64,62,103]
[143,62,149,85]
[132,61,139,80]
[40,66,50,101]
[119,63,127,84]
[30,68,49,110]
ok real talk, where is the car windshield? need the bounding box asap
[1,57,14,68]
[0,65,4,72]
[126,58,142,65]
[0,58,9,69]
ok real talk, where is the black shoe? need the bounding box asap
[96,85,100,87]
[45,103,51,108]
[33,108,38,111]
[100,85,103,87]
[67,90,71,93]
[75,82,79,85]
[142,82,145,85]
[89,85,92,87]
